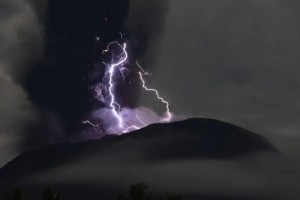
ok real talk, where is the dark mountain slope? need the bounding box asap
[0,118,278,177]
[0,118,282,200]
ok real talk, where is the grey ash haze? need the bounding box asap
[149,0,300,158]
[1,0,300,199]
[0,0,46,167]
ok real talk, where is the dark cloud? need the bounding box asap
[0,0,44,82]
[0,0,171,167]
[22,0,170,148]
[148,0,300,158]
[1,2,300,198]
[125,0,169,68]
[1,0,173,167]
[0,0,46,166]
[26,0,48,22]
[23,0,132,148]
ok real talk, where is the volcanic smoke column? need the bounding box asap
[84,40,172,134]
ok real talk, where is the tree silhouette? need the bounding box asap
[117,183,153,200]
[117,183,183,200]
[5,188,27,200]
[42,188,64,200]
[165,194,182,200]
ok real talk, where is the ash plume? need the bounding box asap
[0,0,47,166]
[0,0,170,159]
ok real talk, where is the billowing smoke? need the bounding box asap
[0,0,47,166]
[0,0,172,166]
[0,0,171,156]
[0,0,44,82]
[125,0,169,68]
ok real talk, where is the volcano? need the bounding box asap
[0,118,283,200]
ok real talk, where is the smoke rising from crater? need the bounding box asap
[0,0,171,166]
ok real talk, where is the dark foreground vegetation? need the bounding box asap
[3,182,231,200]
[4,183,184,200]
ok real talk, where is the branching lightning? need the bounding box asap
[119,32,126,39]
[136,61,172,122]
[83,38,172,135]
[104,42,128,128]
[82,120,99,129]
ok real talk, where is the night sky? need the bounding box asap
[1,0,300,199]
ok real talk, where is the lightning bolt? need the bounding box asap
[83,39,172,135]
[136,61,151,76]
[123,125,141,133]
[119,32,126,39]
[137,61,172,122]
[104,42,128,128]
[136,114,147,126]
[122,113,148,133]
[82,120,99,129]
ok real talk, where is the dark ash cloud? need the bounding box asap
[1,2,300,199]
[22,0,170,148]
[0,0,46,166]
[0,0,170,166]
[126,0,169,68]
[149,0,300,159]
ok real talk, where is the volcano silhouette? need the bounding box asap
[0,118,280,200]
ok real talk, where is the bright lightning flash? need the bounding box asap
[83,39,172,135]
[137,64,172,122]
[105,42,128,128]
